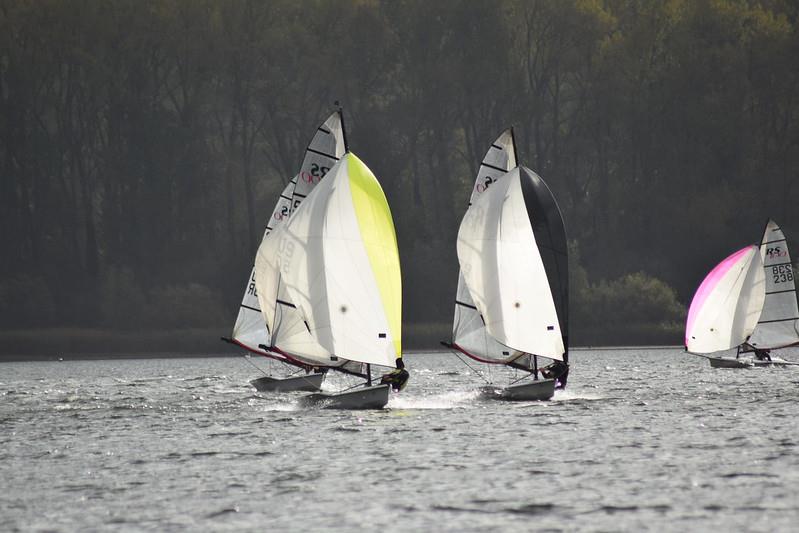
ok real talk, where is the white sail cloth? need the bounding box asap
[230,177,297,355]
[262,153,401,369]
[685,245,765,354]
[748,220,799,349]
[452,129,525,363]
[252,111,351,367]
[457,166,565,361]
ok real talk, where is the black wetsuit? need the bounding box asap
[541,361,569,389]
[380,368,410,391]
[754,350,772,362]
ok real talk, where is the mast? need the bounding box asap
[337,103,349,153]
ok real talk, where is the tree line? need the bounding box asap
[2,0,798,346]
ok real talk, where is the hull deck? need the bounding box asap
[250,373,325,392]
[479,378,556,401]
[708,356,799,369]
[298,383,390,410]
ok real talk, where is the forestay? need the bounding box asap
[274,153,401,368]
[230,176,297,357]
[457,166,566,361]
[685,245,766,353]
[748,220,799,349]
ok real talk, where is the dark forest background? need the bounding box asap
[2,0,799,354]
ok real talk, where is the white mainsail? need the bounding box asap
[748,220,799,349]
[685,245,766,354]
[230,176,297,356]
[457,166,565,361]
[271,153,401,368]
[452,129,525,363]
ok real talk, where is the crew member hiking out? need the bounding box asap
[380,358,409,391]
[541,360,569,389]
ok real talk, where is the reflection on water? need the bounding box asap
[2,348,799,531]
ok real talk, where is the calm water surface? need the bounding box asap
[2,348,799,532]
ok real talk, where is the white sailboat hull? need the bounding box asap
[479,378,556,401]
[298,383,390,410]
[708,356,799,369]
[250,373,325,392]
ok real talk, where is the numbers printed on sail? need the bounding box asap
[772,264,794,283]
[274,205,289,221]
[311,163,330,178]
[278,237,295,275]
[475,175,495,193]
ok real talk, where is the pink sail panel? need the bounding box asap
[685,245,758,346]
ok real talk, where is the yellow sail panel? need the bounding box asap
[347,154,402,357]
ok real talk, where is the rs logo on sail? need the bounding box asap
[766,246,788,257]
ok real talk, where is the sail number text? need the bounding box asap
[772,264,793,284]
[475,175,495,193]
[301,163,330,185]
[275,204,289,221]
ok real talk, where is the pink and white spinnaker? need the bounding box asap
[685,245,766,354]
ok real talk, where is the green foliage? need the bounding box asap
[577,272,686,328]
[2,0,798,345]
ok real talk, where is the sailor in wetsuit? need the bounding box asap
[380,358,410,391]
[753,348,772,362]
[540,360,569,389]
[743,342,772,362]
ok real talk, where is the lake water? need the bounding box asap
[2,348,799,532]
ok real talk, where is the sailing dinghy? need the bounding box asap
[686,221,799,368]
[256,152,403,409]
[443,129,569,401]
[222,111,347,391]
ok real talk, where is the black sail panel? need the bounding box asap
[518,166,569,352]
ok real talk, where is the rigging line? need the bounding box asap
[508,370,534,386]
[452,351,491,385]
[336,379,371,393]
[243,355,270,377]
